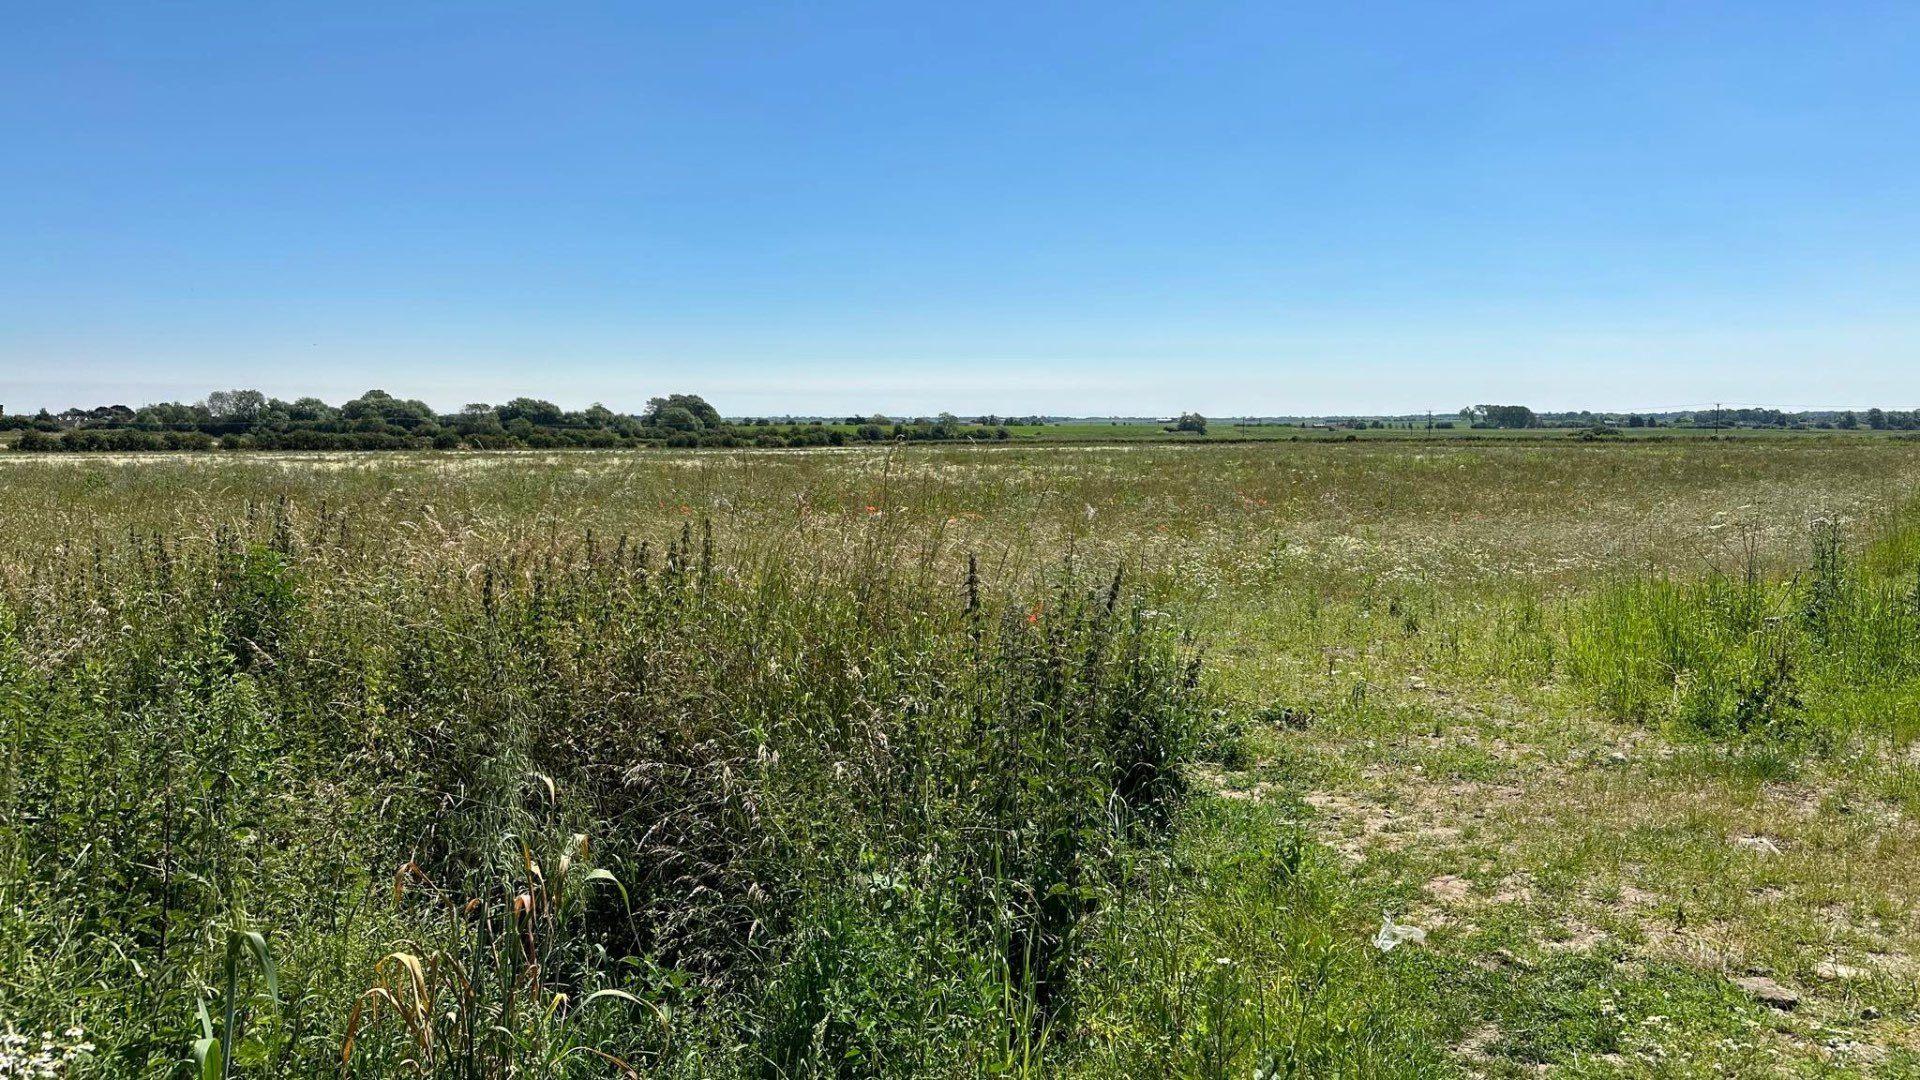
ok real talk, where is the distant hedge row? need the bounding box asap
[14,424,1013,452]
[5,389,1014,452]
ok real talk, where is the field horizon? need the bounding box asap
[13,3,1920,1073]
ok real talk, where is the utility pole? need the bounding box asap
[1714,402,1724,432]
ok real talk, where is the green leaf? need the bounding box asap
[236,929,281,1004]
[583,867,631,910]
[584,987,669,1026]
[192,1036,222,1080]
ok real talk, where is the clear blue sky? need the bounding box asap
[4,2,1917,416]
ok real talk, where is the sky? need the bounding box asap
[3,2,1918,417]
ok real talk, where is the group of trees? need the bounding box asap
[1460,404,1540,429]
[2,391,1014,452]
[1452,405,1920,432]
[1632,407,1920,431]
[1835,408,1920,430]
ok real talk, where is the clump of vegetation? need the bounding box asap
[1567,516,1920,744]
[0,505,1216,1074]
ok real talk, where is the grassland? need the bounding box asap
[5,440,1920,1076]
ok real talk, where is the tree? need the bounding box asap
[1468,405,1536,429]
[1167,412,1208,434]
[204,389,267,421]
[491,397,560,426]
[1867,408,1888,430]
[285,397,339,422]
[455,404,505,435]
[341,390,435,426]
[499,397,565,426]
[136,401,211,429]
[645,394,722,429]
[654,406,701,432]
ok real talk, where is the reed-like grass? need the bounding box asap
[0,498,1218,1076]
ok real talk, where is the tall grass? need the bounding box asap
[1568,514,1920,745]
[0,501,1216,1076]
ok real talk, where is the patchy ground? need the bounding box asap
[1195,647,1920,1075]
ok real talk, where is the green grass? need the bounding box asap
[6,440,1920,1075]
[1569,514,1920,745]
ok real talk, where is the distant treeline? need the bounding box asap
[0,390,1013,451]
[1317,405,1920,431]
[9,393,1920,453]
[1465,405,1920,431]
